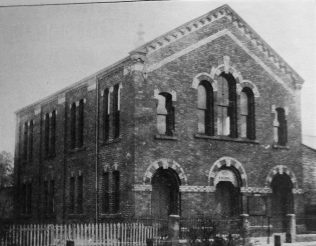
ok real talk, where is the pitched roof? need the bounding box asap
[16,4,304,115]
[133,4,304,86]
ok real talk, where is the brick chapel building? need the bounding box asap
[14,4,305,233]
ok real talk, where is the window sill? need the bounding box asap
[68,146,86,153]
[194,134,259,144]
[102,137,122,145]
[273,144,289,150]
[154,134,178,141]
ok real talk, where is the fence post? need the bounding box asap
[286,214,296,243]
[168,214,180,246]
[240,214,250,246]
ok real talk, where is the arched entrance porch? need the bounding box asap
[151,167,181,219]
[271,173,294,232]
[214,168,242,217]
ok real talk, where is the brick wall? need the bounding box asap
[13,6,304,224]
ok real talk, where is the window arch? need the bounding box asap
[197,81,214,135]
[240,88,255,140]
[157,92,174,136]
[275,108,287,146]
[217,73,237,137]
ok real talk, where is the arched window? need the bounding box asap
[240,88,255,139]
[44,113,50,157]
[113,84,120,139]
[69,177,75,213]
[78,99,84,147]
[157,92,174,136]
[29,120,33,161]
[217,74,237,137]
[70,103,76,149]
[50,111,56,156]
[197,81,214,135]
[77,175,83,213]
[23,122,28,160]
[275,108,287,146]
[112,171,120,213]
[103,89,110,141]
[103,171,110,213]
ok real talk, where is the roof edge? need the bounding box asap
[15,56,130,115]
[132,4,304,85]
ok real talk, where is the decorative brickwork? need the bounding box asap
[143,159,187,185]
[265,165,298,188]
[208,156,248,187]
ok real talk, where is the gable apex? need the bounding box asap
[132,4,304,88]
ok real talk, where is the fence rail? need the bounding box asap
[0,222,161,246]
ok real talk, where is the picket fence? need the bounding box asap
[0,222,163,246]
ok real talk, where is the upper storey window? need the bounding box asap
[70,103,76,149]
[275,107,287,146]
[70,100,85,149]
[43,110,56,158]
[103,88,110,141]
[240,88,255,140]
[112,84,120,139]
[197,81,214,135]
[217,73,237,138]
[157,92,175,136]
[21,119,34,162]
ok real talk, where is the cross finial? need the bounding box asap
[134,24,145,48]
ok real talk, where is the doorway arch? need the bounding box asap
[151,167,181,219]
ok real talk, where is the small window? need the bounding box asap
[70,103,76,149]
[275,108,287,146]
[78,100,84,147]
[240,88,255,139]
[77,175,83,214]
[157,93,174,136]
[113,84,120,138]
[197,81,214,135]
[103,172,110,213]
[103,89,110,141]
[69,177,75,213]
[44,113,50,157]
[50,111,56,156]
[112,171,120,213]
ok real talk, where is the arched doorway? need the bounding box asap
[271,173,294,231]
[214,168,241,217]
[151,167,180,219]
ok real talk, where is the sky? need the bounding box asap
[0,0,315,153]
